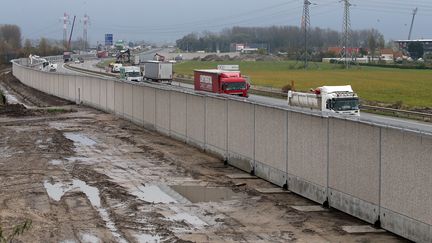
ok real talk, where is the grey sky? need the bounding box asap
[1,0,431,44]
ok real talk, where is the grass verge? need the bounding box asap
[174,61,432,108]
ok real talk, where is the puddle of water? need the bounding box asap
[81,233,101,243]
[49,159,63,165]
[44,179,127,243]
[167,212,208,228]
[133,233,161,243]
[170,185,241,203]
[64,133,97,146]
[66,156,92,163]
[0,85,20,105]
[43,181,72,201]
[132,185,177,204]
[60,240,77,243]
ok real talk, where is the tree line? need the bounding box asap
[0,24,73,64]
[176,26,385,56]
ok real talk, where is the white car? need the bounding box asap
[74,59,80,64]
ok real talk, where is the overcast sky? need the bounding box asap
[1,0,431,45]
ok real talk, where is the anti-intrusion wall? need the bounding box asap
[12,59,431,243]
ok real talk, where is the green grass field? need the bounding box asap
[174,61,432,108]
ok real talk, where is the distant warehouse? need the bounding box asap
[395,39,432,53]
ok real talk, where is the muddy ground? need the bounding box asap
[0,73,408,243]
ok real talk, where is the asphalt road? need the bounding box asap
[55,51,432,134]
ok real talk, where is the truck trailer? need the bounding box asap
[143,61,173,83]
[120,66,143,82]
[193,68,250,97]
[288,85,360,116]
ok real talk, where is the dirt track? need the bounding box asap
[0,73,408,242]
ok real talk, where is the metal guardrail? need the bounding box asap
[361,105,432,122]
[64,64,117,78]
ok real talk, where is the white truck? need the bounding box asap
[111,63,123,73]
[120,66,143,82]
[29,54,57,72]
[41,61,58,72]
[288,85,360,116]
[143,61,173,83]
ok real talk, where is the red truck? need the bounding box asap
[194,68,250,97]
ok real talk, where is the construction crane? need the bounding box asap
[408,8,418,40]
[116,49,131,64]
[153,53,165,62]
[63,15,76,63]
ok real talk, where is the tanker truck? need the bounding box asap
[288,85,360,116]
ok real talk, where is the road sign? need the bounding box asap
[105,34,113,46]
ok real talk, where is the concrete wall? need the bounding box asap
[155,89,170,135]
[12,61,432,243]
[380,128,432,242]
[329,119,381,223]
[254,106,287,186]
[288,112,328,204]
[205,96,227,157]
[169,91,187,140]
[227,100,255,172]
[186,94,205,147]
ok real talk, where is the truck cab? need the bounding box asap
[41,61,58,72]
[112,63,123,73]
[220,72,250,97]
[63,52,72,63]
[120,66,143,82]
[321,86,360,116]
[288,85,360,116]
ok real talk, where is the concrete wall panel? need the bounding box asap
[68,75,76,101]
[83,76,92,103]
[123,83,134,120]
[76,76,84,104]
[205,97,227,155]
[54,74,60,96]
[288,112,327,187]
[227,100,254,158]
[106,80,115,112]
[58,74,65,98]
[381,129,432,226]
[43,72,49,93]
[132,85,144,124]
[287,112,328,203]
[143,86,156,127]
[40,72,46,93]
[328,119,381,223]
[90,78,100,107]
[227,100,255,172]
[99,78,107,110]
[255,106,287,172]
[254,106,287,186]
[155,89,170,133]
[169,91,187,138]
[186,94,205,146]
[49,74,55,95]
[114,81,123,116]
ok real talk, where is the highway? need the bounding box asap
[55,51,432,134]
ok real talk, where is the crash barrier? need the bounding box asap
[12,59,431,242]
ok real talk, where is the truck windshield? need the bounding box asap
[332,98,359,111]
[224,82,246,91]
[127,72,140,77]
